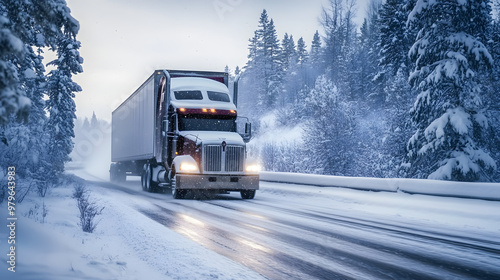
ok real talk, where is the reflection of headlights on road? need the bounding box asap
[246,164,261,173]
[180,163,198,172]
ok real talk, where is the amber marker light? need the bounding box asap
[230,110,236,114]
[179,108,186,112]
[202,108,208,112]
[210,108,216,113]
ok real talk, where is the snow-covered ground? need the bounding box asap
[1,166,499,279]
[0,174,265,280]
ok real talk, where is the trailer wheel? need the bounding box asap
[110,163,126,182]
[141,164,148,191]
[171,171,186,199]
[240,190,256,199]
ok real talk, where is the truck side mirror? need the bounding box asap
[243,122,252,143]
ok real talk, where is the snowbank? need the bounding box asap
[260,171,500,201]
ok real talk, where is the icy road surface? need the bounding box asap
[81,172,500,280]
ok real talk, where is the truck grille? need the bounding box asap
[203,145,244,173]
[225,146,244,172]
[203,145,222,172]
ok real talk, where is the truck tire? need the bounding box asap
[240,190,256,199]
[171,171,186,199]
[110,163,126,182]
[110,164,116,182]
[141,164,148,191]
[142,163,157,193]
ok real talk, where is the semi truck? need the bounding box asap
[110,69,259,199]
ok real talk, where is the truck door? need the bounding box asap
[166,111,177,167]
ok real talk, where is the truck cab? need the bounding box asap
[166,77,259,199]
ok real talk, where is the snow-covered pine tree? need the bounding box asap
[378,0,415,76]
[0,0,80,126]
[243,10,283,112]
[263,18,283,108]
[243,34,263,112]
[0,5,30,124]
[310,30,322,65]
[382,67,414,177]
[0,26,48,176]
[280,33,296,72]
[352,8,381,104]
[20,45,51,179]
[278,33,298,107]
[484,6,500,181]
[302,75,355,175]
[82,117,90,131]
[320,0,357,86]
[305,30,324,88]
[296,37,308,65]
[45,33,83,175]
[90,111,98,129]
[406,0,496,181]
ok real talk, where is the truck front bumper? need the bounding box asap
[176,174,259,191]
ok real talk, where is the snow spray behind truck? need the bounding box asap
[110,70,259,199]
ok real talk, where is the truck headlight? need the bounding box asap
[245,164,261,173]
[180,163,199,172]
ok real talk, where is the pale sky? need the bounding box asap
[66,0,367,121]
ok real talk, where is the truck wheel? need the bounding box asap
[141,164,148,191]
[171,173,186,199]
[143,164,157,193]
[110,164,116,182]
[110,163,125,182]
[240,190,256,199]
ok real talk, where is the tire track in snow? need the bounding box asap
[203,199,500,279]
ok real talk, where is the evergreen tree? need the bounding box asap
[351,14,380,103]
[264,18,283,107]
[378,0,415,76]
[243,10,283,112]
[306,30,323,88]
[82,117,90,131]
[321,0,357,86]
[0,2,30,124]
[1,0,81,182]
[485,8,500,181]
[302,75,355,175]
[45,33,83,175]
[382,68,414,177]
[0,0,80,125]
[310,30,322,65]
[406,0,496,181]
[280,33,296,72]
[90,111,98,129]
[296,37,308,65]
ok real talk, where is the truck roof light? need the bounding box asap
[179,108,186,112]
[230,110,236,114]
[210,108,216,113]
[202,108,208,112]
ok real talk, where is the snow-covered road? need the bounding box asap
[80,172,500,280]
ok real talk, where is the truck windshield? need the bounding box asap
[178,114,236,132]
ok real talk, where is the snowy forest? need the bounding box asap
[0,0,83,200]
[238,0,500,182]
[1,0,500,191]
